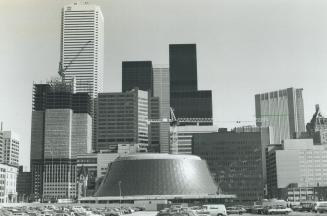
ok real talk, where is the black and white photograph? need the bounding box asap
[1,0,327,215]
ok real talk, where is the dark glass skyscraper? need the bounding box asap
[169,44,198,92]
[169,44,212,121]
[122,61,153,94]
[170,91,212,119]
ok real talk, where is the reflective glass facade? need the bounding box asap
[122,61,153,93]
[169,44,197,92]
[170,91,212,119]
[169,44,212,121]
[192,129,271,203]
[95,154,217,196]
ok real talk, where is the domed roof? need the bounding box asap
[94,153,217,197]
[116,153,202,161]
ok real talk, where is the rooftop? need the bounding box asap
[116,153,201,161]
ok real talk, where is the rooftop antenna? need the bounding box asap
[1,122,3,131]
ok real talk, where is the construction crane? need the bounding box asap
[147,109,270,154]
[148,108,213,154]
[58,40,92,79]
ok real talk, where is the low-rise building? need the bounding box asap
[267,139,327,201]
[16,166,31,202]
[0,163,18,203]
[176,125,218,154]
[76,144,142,196]
[192,126,273,204]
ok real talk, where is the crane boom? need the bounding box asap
[58,40,92,77]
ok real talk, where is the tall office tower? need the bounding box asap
[169,44,213,122]
[152,66,170,152]
[60,2,104,97]
[30,80,92,201]
[97,89,149,152]
[170,91,213,120]
[192,126,273,203]
[122,61,153,93]
[255,87,305,144]
[61,2,104,151]
[148,97,160,152]
[121,61,169,152]
[169,44,197,92]
[3,131,20,167]
[153,67,170,119]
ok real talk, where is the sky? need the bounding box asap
[1,0,327,169]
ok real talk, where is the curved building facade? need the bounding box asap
[94,154,217,197]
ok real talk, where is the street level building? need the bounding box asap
[97,89,149,152]
[255,87,305,143]
[0,163,18,203]
[192,127,273,203]
[76,144,140,196]
[16,166,31,203]
[266,139,327,201]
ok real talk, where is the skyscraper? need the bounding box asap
[255,87,305,144]
[169,44,213,122]
[60,2,104,150]
[169,44,197,92]
[97,89,149,152]
[170,91,212,119]
[122,61,153,93]
[152,66,170,153]
[30,80,92,201]
[153,66,170,119]
[60,2,104,98]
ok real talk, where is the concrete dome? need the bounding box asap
[94,153,218,197]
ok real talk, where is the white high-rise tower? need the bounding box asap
[60,2,104,98]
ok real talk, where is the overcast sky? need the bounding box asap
[1,0,327,169]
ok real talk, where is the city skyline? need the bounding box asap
[1,0,327,168]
